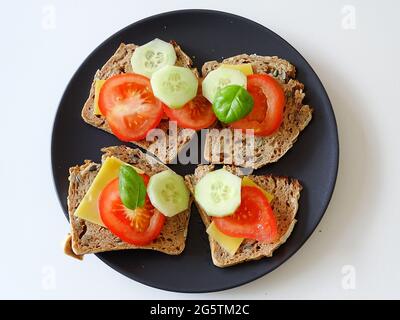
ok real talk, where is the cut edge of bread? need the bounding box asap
[185,164,302,268]
[66,146,192,257]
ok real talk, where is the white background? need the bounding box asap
[1,0,399,299]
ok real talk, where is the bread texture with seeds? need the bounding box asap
[66,146,192,257]
[185,165,302,268]
[202,54,313,169]
[81,42,197,164]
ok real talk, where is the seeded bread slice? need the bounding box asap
[65,146,192,258]
[202,54,313,169]
[185,165,302,268]
[81,42,197,164]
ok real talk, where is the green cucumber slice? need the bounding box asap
[151,65,198,108]
[130,38,177,78]
[202,67,247,103]
[194,169,241,217]
[147,170,190,217]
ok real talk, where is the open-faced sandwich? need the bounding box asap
[82,39,215,164]
[64,146,192,260]
[82,38,312,168]
[185,165,302,267]
[201,55,313,169]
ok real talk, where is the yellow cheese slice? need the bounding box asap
[93,79,106,116]
[206,177,275,256]
[206,222,244,256]
[242,176,274,202]
[74,157,143,226]
[220,63,253,76]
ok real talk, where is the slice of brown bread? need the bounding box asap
[185,165,302,268]
[66,146,192,257]
[202,54,313,169]
[81,41,197,164]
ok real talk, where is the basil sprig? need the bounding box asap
[119,165,146,210]
[212,85,254,124]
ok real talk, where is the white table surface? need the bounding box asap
[1,0,399,299]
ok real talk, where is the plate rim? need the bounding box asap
[51,8,339,293]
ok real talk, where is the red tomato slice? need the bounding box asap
[99,73,164,141]
[230,74,285,136]
[213,186,278,242]
[162,94,216,130]
[98,175,165,246]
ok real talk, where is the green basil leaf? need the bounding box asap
[119,165,146,210]
[212,85,254,124]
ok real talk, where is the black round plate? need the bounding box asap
[52,9,338,293]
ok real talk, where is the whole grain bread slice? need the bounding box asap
[185,165,302,267]
[81,41,198,164]
[202,54,313,169]
[66,146,192,257]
